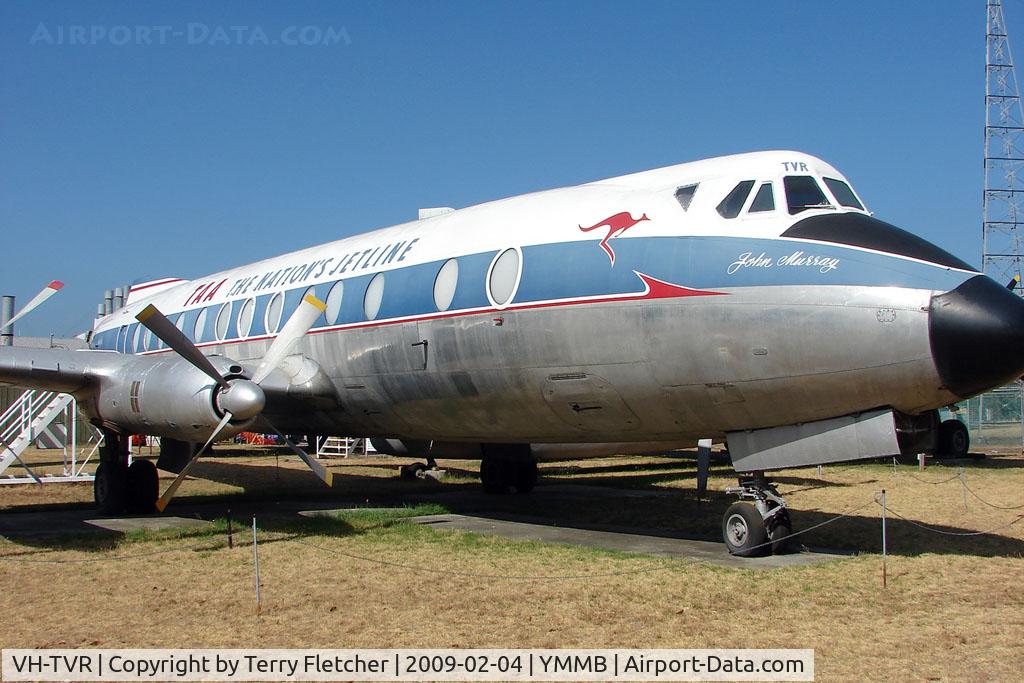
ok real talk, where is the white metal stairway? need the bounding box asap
[0,389,90,482]
[315,436,375,458]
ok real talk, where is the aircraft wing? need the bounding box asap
[0,346,103,395]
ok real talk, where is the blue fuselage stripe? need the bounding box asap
[92,235,977,352]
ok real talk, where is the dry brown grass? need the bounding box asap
[1,445,1022,681]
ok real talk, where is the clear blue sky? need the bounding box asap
[0,1,1003,336]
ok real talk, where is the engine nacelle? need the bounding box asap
[85,354,260,441]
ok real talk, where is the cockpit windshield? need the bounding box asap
[784,176,833,215]
[717,180,755,218]
[822,177,864,210]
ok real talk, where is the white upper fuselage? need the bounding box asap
[93,150,873,344]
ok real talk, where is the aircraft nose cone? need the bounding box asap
[929,275,1024,398]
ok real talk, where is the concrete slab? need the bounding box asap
[84,516,211,534]
[406,513,852,569]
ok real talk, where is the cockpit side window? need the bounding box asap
[823,177,864,210]
[717,180,755,218]
[784,176,832,215]
[748,182,775,213]
[674,184,698,211]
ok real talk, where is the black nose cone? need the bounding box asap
[929,275,1024,398]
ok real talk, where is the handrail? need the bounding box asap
[0,390,59,444]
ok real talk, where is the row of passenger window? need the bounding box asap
[114,248,523,354]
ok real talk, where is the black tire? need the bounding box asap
[512,458,538,493]
[126,459,159,514]
[938,419,970,458]
[94,461,127,515]
[769,509,793,555]
[722,501,768,557]
[480,458,508,494]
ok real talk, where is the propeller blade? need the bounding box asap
[1008,274,1021,291]
[262,419,334,486]
[155,410,234,512]
[252,294,326,385]
[136,304,229,391]
[1,280,63,331]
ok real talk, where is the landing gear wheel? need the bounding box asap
[722,501,768,557]
[938,419,969,458]
[126,459,159,514]
[512,458,538,493]
[768,509,793,555]
[94,461,127,515]
[400,462,427,481]
[480,458,509,494]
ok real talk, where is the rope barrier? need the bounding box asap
[0,538,222,564]
[291,537,685,581]
[959,479,1024,510]
[0,463,1021,568]
[878,503,1024,537]
[0,531,295,564]
[899,471,963,485]
[0,500,876,575]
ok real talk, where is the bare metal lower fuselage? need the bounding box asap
[198,284,953,457]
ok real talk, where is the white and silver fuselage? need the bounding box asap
[84,151,1024,455]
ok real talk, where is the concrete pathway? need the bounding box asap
[405,513,850,569]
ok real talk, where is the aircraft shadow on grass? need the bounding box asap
[1,456,1022,559]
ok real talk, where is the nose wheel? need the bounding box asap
[723,474,792,557]
[723,502,765,555]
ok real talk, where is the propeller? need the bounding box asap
[136,304,230,391]
[1007,274,1022,291]
[261,419,334,486]
[1,281,64,332]
[136,293,328,511]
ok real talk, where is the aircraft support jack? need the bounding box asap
[723,473,791,557]
[480,444,537,494]
[400,457,440,481]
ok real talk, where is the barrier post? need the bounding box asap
[881,489,888,588]
[252,516,261,613]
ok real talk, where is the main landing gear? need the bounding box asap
[723,473,792,557]
[93,430,159,515]
[937,419,970,459]
[479,444,538,494]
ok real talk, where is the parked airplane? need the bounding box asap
[2,150,1021,556]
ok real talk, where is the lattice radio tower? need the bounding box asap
[985,0,1024,289]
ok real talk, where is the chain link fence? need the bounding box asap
[945,381,1024,451]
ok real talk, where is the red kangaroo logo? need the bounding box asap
[578,211,650,265]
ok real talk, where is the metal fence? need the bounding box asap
[946,381,1024,450]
